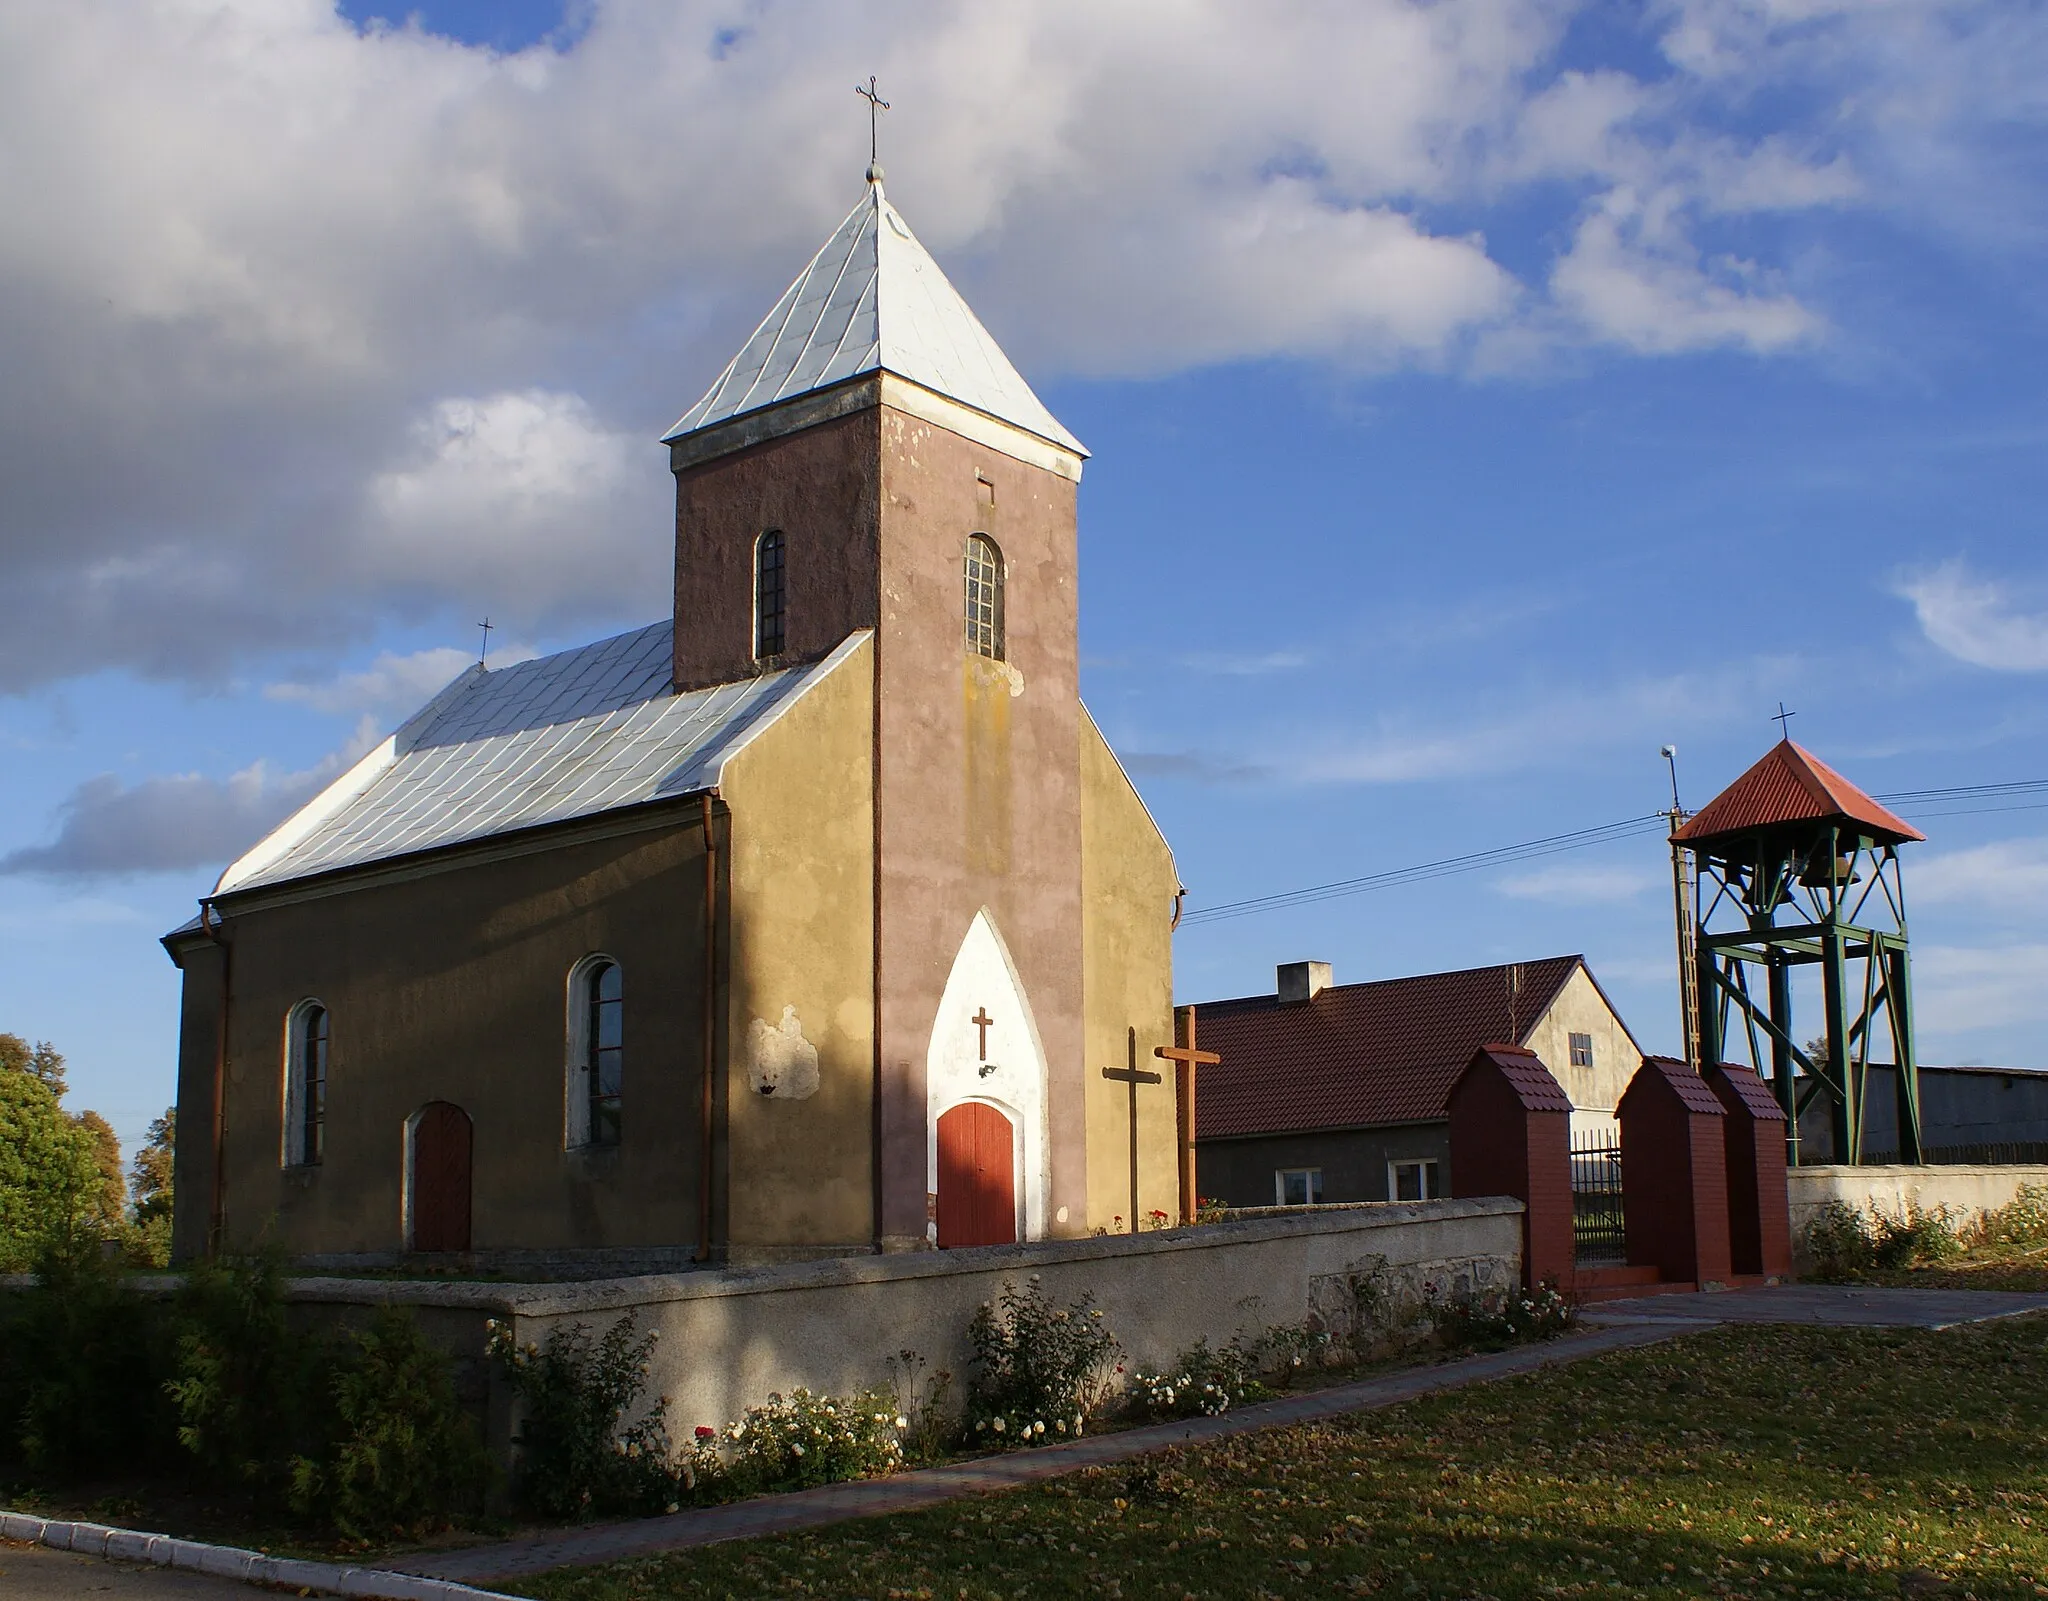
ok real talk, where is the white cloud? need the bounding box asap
[0,0,2032,691]
[1178,650,1310,676]
[1913,944,2048,1034]
[0,726,379,879]
[1912,837,2048,915]
[1894,561,2048,671]
[1496,864,1662,903]
[267,645,480,717]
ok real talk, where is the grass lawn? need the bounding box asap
[1826,1246,2048,1296]
[514,1316,2048,1601]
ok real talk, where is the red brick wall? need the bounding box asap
[1620,1067,1733,1286]
[1449,1057,1574,1290]
[1706,1064,1792,1278]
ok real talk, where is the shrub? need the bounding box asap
[1871,1205,1961,1269]
[0,1230,179,1476]
[1804,1199,1875,1277]
[966,1276,1120,1447]
[166,1250,322,1489]
[883,1347,954,1466]
[1805,1199,1962,1277]
[1979,1183,2048,1250]
[1128,1337,1263,1419]
[709,1388,906,1494]
[489,1312,683,1520]
[1428,1282,1576,1349]
[288,1308,492,1539]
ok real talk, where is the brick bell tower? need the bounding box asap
[664,168,1093,1249]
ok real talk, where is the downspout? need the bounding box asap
[198,899,231,1255]
[694,793,718,1264]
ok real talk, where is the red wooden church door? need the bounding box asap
[936,1101,1017,1248]
[412,1102,473,1252]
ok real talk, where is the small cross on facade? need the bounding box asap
[970,1006,994,1061]
[1773,701,1797,739]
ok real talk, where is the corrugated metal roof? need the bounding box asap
[1709,1062,1786,1123]
[1674,739,1923,848]
[1622,1055,1726,1118]
[664,182,1085,456]
[1465,1044,1576,1114]
[1194,956,1586,1140]
[213,624,864,897]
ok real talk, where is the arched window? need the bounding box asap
[963,534,1004,660]
[754,530,786,659]
[283,1001,328,1167]
[567,957,623,1149]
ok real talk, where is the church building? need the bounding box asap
[164,170,1182,1269]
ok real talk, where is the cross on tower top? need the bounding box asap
[856,76,890,182]
[1773,701,1797,739]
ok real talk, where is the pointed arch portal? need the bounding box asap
[926,909,1049,1245]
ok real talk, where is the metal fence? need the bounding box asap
[1570,1129,1625,1259]
[1857,1140,2048,1167]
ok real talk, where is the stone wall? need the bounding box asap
[1786,1163,2048,1266]
[277,1199,1521,1461]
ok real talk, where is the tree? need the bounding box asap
[0,1032,68,1096]
[132,1108,176,1226]
[0,1067,104,1270]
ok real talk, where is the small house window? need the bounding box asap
[1275,1167,1323,1206]
[963,534,1005,660]
[568,957,623,1149]
[1569,1032,1594,1068]
[284,1001,328,1168]
[755,530,786,659]
[1388,1158,1442,1202]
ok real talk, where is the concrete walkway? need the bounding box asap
[1578,1282,2048,1329]
[0,1542,270,1601]
[395,1324,1676,1582]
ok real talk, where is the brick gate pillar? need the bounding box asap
[1703,1060,1792,1279]
[1617,1056,1733,1289]
[1448,1044,1575,1290]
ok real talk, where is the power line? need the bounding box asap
[1175,776,2048,931]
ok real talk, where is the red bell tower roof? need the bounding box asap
[1674,739,1924,850]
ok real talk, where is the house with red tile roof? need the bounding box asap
[1192,955,1642,1209]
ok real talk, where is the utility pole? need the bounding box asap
[1662,746,1701,1072]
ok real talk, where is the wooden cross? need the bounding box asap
[1101,1025,1161,1235]
[970,1006,994,1061]
[1155,1005,1219,1225]
[856,76,890,167]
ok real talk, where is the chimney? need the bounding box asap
[1277,961,1332,1004]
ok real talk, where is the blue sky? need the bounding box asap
[3,1,2047,1163]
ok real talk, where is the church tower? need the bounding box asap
[665,171,1124,1251]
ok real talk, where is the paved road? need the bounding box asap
[1578,1282,2048,1329]
[0,1542,267,1601]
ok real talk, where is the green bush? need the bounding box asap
[1805,1199,1962,1277]
[1428,1282,1577,1350]
[708,1388,906,1494]
[1979,1183,2048,1250]
[288,1308,492,1539]
[167,1250,322,1487]
[0,1231,179,1476]
[1129,1337,1262,1419]
[966,1276,1120,1447]
[489,1312,684,1520]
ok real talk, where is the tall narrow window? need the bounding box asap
[284,1001,328,1167]
[754,530,786,659]
[568,957,623,1149]
[963,534,1005,660]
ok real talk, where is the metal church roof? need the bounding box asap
[210,624,865,898]
[664,181,1085,456]
[1673,739,1923,849]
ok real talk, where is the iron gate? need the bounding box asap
[1571,1128,1625,1258]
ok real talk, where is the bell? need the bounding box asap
[1798,851,1859,888]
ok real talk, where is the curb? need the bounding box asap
[0,1512,521,1601]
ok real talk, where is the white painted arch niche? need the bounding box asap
[925,908,1050,1244]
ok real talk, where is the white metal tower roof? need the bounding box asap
[664,181,1085,456]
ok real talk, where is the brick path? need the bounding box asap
[396,1323,1676,1582]
[1578,1283,2048,1329]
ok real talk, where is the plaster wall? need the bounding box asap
[1079,712,1179,1232]
[273,1200,1518,1457]
[719,636,876,1256]
[168,816,713,1261]
[1786,1163,2048,1268]
[1522,967,1640,1130]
